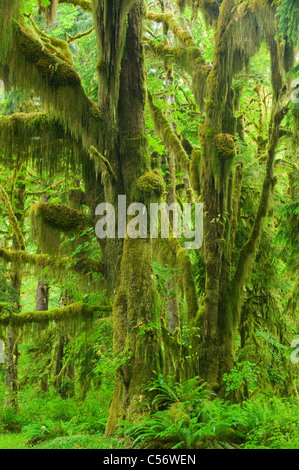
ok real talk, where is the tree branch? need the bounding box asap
[3,19,103,152]
[0,247,106,277]
[0,302,111,326]
[58,0,92,11]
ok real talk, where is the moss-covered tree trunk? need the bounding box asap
[36,277,50,392]
[105,1,161,435]
[198,0,291,393]
[4,177,25,410]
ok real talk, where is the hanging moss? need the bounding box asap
[145,38,204,77]
[30,202,92,253]
[230,102,288,329]
[2,19,103,156]
[155,238,198,323]
[190,148,201,193]
[175,0,220,25]
[0,247,105,279]
[214,133,236,160]
[0,0,20,63]
[31,202,91,233]
[0,302,111,327]
[0,112,83,173]
[92,0,136,112]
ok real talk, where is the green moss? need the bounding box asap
[30,202,92,253]
[0,302,111,327]
[145,38,205,80]
[0,0,20,63]
[136,169,165,197]
[106,237,161,435]
[0,247,105,280]
[147,10,198,49]
[2,19,103,156]
[214,133,236,160]
[31,202,91,233]
[0,112,83,173]
[190,148,201,193]
[58,0,91,10]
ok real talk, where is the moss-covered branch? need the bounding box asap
[1,14,103,152]
[30,202,92,253]
[0,302,111,326]
[0,246,105,278]
[31,202,92,234]
[27,14,74,64]
[67,27,94,44]
[144,36,205,76]
[58,0,92,11]
[89,145,117,181]
[147,11,198,49]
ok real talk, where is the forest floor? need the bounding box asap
[0,433,27,449]
[0,432,117,449]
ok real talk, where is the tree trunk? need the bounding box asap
[36,277,50,392]
[106,1,162,435]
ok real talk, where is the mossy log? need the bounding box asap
[0,302,111,326]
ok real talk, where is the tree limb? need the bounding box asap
[0,302,111,326]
